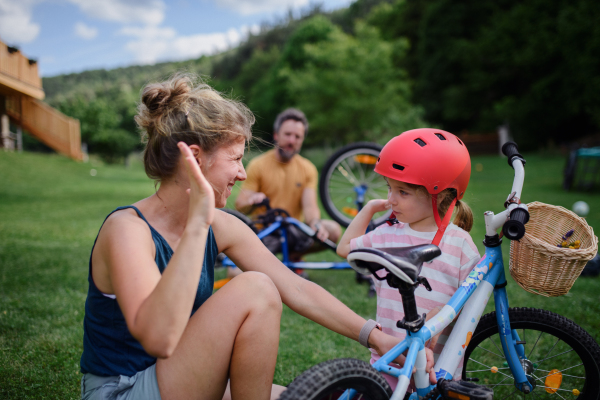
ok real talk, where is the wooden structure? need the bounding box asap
[0,40,82,160]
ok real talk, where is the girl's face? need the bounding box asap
[200,139,247,208]
[386,178,436,230]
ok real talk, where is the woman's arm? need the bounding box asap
[337,199,390,258]
[214,212,436,380]
[99,143,214,358]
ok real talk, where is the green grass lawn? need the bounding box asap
[0,149,599,399]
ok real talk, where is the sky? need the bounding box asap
[0,0,353,77]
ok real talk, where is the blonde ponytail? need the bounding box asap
[437,189,474,232]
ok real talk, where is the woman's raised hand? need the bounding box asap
[178,142,215,227]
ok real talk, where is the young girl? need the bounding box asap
[337,128,481,389]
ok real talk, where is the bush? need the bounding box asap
[88,129,139,163]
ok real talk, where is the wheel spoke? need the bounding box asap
[474,343,504,359]
[537,349,576,365]
[537,338,561,368]
[490,375,512,389]
[528,329,544,359]
[469,358,514,380]
[535,369,585,379]
[499,388,519,400]
[341,160,361,186]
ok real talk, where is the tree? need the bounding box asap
[281,17,426,146]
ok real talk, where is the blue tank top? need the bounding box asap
[80,206,218,377]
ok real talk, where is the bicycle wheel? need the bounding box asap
[463,307,600,399]
[279,358,392,400]
[319,142,390,228]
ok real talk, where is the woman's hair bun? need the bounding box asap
[141,77,191,116]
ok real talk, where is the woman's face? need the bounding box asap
[201,140,247,208]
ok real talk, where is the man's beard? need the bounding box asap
[278,146,298,162]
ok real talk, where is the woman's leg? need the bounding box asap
[222,382,286,400]
[156,271,282,400]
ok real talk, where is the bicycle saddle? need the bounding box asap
[347,245,441,284]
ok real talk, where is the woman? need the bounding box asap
[80,74,433,400]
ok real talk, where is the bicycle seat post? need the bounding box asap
[388,275,425,333]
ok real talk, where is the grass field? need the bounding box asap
[0,149,599,399]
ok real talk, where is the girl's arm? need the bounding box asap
[337,199,390,258]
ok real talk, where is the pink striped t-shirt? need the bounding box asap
[350,221,480,382]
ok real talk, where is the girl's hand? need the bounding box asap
[178,142,215,228]
[367,199,391,214]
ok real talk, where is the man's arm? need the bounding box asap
[235,189,266,214]
[234,158,266,213]
[301,188,328,241]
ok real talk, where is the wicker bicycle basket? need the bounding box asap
[509,202,598,297]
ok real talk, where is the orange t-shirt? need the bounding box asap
[240,150,318,220]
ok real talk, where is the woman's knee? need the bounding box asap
[233,271,282,313]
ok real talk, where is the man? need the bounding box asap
[234,108,341,276]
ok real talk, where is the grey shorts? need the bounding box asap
[81,364,161,400]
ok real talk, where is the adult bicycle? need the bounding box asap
[217,142,391,279]
[217,199,351,273]
[279,142,600,400]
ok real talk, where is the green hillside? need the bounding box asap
[37,0,600,163]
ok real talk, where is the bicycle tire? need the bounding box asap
[463,307,600,399]
[279,358,392,400]
[319,142,390,228]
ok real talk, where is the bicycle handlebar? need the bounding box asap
[501,141,526,169]
[503,206,529,240]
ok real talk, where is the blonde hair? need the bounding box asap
[135,73,255,182]
[404,183,474,232]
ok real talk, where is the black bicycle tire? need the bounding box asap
[319,142,389,228]
[463,307,600,399]
[221,208,259,233]
[278,358,392,400]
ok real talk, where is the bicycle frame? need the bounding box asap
[220,216,352,270]
[345,159,532,400]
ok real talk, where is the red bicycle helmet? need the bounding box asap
[374,128,471,246]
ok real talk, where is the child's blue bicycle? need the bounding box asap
[279,142,600,400]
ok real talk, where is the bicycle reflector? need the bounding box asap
[437,380,493,400]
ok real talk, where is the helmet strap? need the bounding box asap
[431,195,457,247]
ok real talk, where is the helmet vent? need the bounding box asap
[435,133,446,140]
[414,138,426,147]
[392,163,405,171]
[457,138,464,146]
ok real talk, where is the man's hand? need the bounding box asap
[248,192,267,205]
[310,220,329,242]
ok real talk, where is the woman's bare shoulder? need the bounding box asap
[99,208,153,247]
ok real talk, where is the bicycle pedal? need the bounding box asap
[438,379,493,400]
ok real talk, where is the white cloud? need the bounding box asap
[216,0,309,15]
[68,0,165,25]
[74,22,98,40]
[0,0,40,44]
[119,24,260,65]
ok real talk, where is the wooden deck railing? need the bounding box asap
[0,42,44,99]
[6,96,82,160]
